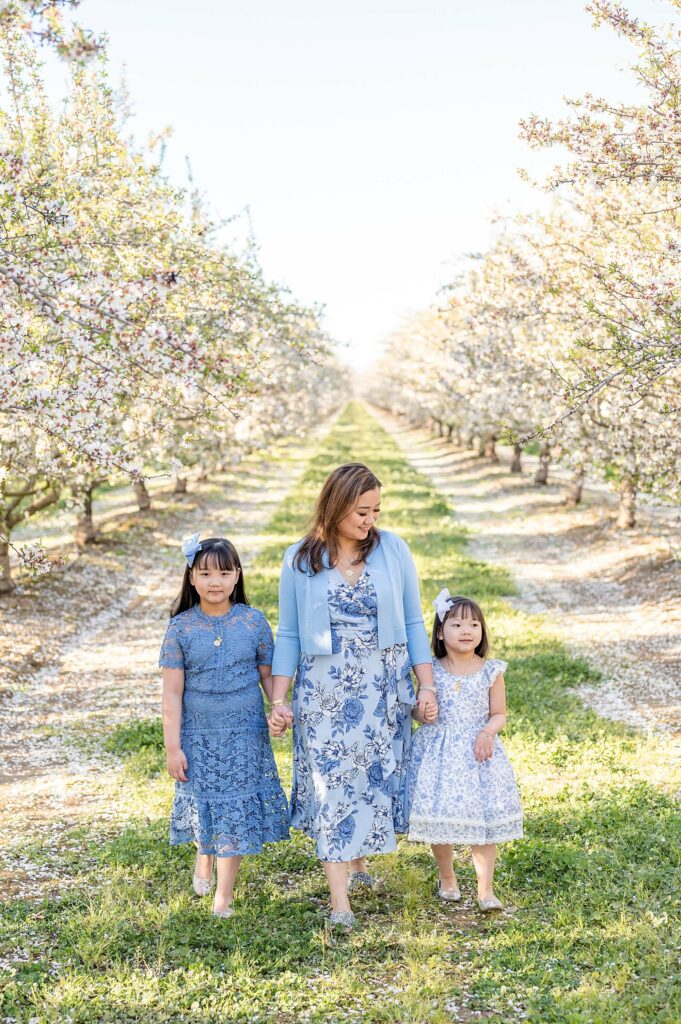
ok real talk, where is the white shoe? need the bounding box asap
[212,902,234,919]
[192,854,214,897]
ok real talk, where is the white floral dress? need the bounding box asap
[290,568,415,861]
[406,657,523,845]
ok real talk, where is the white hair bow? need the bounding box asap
[433,587,454,622]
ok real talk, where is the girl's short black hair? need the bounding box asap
[170,538,248,617]
[431,596,489,659]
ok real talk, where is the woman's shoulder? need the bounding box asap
[376,529,410,554]
[282,539,304,566]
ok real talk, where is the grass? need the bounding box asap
[1,402,679,1023]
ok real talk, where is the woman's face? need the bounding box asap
[337,487,381,545]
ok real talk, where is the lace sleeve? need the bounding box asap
[484,658,508,688]
[255,612,274,667]
[159,617,185,669]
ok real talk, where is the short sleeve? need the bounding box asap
[255,612,274,667]
[159,617,185,669]
[484,658,507,688]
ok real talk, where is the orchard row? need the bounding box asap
[0,3,341,591]
[367,1,680,528]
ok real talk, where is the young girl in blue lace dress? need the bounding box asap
[406,589,523,911]
[159,533,289,918]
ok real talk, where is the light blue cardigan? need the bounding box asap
[272,529,432,678]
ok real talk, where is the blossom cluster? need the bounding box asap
[366,0,680,528]
[0,10,340,590]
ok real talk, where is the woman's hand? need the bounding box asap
[268,703,293,736]
[473,730,494,762]
[166,747,188,781]
[417,689,438,724]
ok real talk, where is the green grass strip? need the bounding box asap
[1,401,679,1024]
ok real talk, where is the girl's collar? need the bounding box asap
[194,603,236,622]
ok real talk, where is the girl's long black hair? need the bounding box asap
[170,538,249,617]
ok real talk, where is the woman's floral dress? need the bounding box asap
[159,603,290,857]
[290,569,415,861]
[406,658,523,845]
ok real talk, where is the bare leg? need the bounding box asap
[194,852,214,880]
[323,860,351,913]
[431,844,458,890]
[213,855,243,912]
[471,844,497,900]
[347,856,367,875]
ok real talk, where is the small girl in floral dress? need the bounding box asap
[406,589,523,911]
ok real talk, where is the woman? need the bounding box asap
[268,462,437,930]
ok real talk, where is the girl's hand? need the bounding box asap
[417,690,438,724]
[166,748,188,781]
[268,703,293,735]
[474,730,494,763]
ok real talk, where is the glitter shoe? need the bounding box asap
[478,895,503,912]
[437,883,462,902]
[327,910,356,932]
[348,870,385,894]
[212,901,234,919]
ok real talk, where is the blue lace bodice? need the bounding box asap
[159,603,273,715]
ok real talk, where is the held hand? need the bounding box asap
[417,689,438,724]
[268,704,293,736]
[474,730,494,762]
[166,748,188,782]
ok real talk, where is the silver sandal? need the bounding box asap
[212,902,234,919]
[438,883,462,903]
[348,870,385,894]
[478,895,503,912]
[327,910,356,932]
[193,854,215,897]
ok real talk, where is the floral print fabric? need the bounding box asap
[159,603,290,856]
[406,658,523,845]
[290,569,415,861]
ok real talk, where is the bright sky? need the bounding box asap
[60,0,667,363]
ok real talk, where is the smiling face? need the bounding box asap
[432,596,490,659]
[189,551,240,612]
[440,609,483,655]
[337,487,382,546]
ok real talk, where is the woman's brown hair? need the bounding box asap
[431,596,489,659]
[294,463,382,575]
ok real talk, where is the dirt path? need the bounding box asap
[0,424,333,899]
[374,410,681,736]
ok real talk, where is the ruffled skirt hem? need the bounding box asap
[407,814,523,846]
[170,786,290,856]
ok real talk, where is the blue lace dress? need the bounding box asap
[290,569,415,861]
[406,658,523,845]
[159,603,290,856]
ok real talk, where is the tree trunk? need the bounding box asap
[476,435,486,458]
[453,428,463,447]
[446,424,454,442]
[510,443,523,473]
[462,430,475,449]
[0,538,12,594]
[484,432,499,462]
[196,464,209,482]
[565,468,585,509]
[74,485,97,546]
[173,475,188,495]
[534,442,551,485]
[617,476,636,529]
[133,480,151,511]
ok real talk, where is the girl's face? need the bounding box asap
[440,611,482,655]
[337,487,381,545]
[190,559,240,609]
